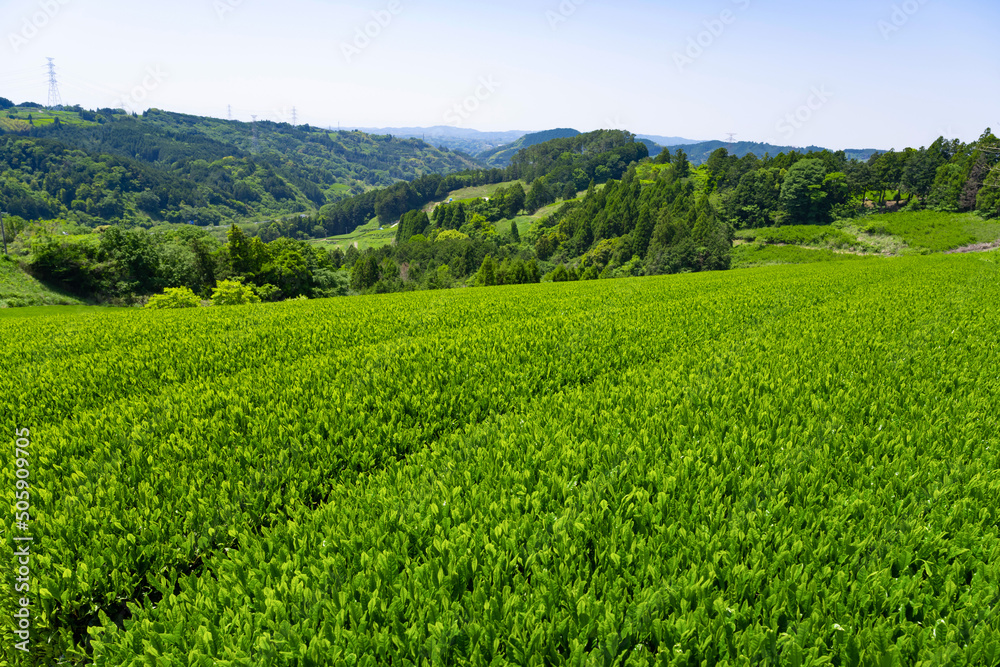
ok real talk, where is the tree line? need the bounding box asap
[26,224,347,305]
[698,129,1000,227]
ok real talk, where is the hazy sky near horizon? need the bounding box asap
[1,0,997,150]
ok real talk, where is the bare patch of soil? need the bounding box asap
[945,240,1000,254]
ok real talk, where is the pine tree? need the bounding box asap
[634,204,654,258]
[476,254,498,286]
[674,149,690,178]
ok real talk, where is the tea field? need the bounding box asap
[3,253,1000,665]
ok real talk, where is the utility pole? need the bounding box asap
[228,104,232,120]
[291,107,297,126]
[46,57,62,108]
[251,115,260,153]
[0,211,8,256]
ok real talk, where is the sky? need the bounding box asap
[1,0,998,150]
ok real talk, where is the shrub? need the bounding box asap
[210,279,261,306]
[145,287,201,309]
[435,229,469,242]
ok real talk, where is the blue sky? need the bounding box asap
[1,0,997,150]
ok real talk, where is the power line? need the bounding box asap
[0,64,49,102]
[46,57,62,108]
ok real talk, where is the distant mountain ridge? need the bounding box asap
[352,126,705,165]
[352,125,528,156]
[664,140,882,165]
[354,125,528,140]
[636,133,702,147]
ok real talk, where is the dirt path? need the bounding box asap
[945,240,1000,254]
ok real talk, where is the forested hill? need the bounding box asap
[478,128,582,168]
[13,127,657,304]
[671,139,880,165]
[315,129,648,238]
[0,104,479,228]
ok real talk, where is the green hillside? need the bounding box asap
[478,128,582,167]
[0,105,481,230]
[854,210,1000,253]
[0,255,83,307]
[732,212,1000,261]
[309,216,398,253]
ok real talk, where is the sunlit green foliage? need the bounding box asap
[0,254,82,307]
[145,286,201,309]
[3,254,1000,665]
[736,225,861,249]
[857,211,1000,252]
[210,279,260,305]
[732,244,869,269]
